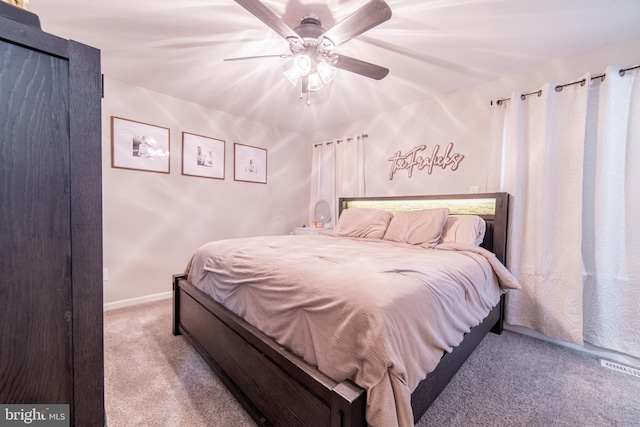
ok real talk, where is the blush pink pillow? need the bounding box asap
[440,215,486,246]
[334,208,393,239]
[382,208,449,248]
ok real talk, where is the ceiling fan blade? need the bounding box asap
[223,54,292,61]
[234,0,301,42]
[321,0,392,48]
[359,36,495,79]
[333,54,389,80]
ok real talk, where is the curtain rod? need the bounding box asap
[314,133,368,147]
[491,64,640,106]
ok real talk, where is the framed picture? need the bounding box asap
[111,116,170,174]
[181,132,225,180]
[234,143,267,184]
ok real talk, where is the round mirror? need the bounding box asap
[314,200,331,223]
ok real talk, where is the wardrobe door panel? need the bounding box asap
[0,39,73,405]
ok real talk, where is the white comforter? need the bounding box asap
[185,234,519,427]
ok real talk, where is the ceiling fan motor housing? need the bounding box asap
[295,17,325,38]
[289,17,335,56]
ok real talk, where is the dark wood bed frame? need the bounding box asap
[172,192,509,426]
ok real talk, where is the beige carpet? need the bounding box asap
[105,299,640,426]
[104,299,255,427]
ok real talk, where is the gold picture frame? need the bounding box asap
[3,0,29,10]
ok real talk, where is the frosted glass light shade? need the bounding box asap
[317,61,337,84]
[307,73,324,91]
[283,54,338,97]
[284,66,301,86]
[293,55,312,76]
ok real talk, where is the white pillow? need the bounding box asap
[333,208,393,239]
[440,215,486,246]
[382,208,449,248]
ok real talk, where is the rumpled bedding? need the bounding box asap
[185,234,519,427]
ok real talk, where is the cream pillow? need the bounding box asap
[333,208,393,239]
[440,215,486,246]
[382,208,449,248]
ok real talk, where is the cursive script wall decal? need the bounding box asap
[387,142,464,180]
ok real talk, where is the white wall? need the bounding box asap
[103,33,640,310]
[310,34,640,367]
[312,34,640,198]
[102,79,310,306]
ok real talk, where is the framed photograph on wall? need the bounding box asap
[182,132,225,180]
[234,143,267,184]
[111,116,170,174]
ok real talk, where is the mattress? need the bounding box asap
[185,234,519,427]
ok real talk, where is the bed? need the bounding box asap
[172,192,518,426]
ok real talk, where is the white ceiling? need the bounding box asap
[28,0,640,135]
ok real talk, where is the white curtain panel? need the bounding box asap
[582,67,640,357]
[310,136,364,227]
[309,142,335,226]
[489,67,640,357]
[333,136,365,223]
[498,81,589,345]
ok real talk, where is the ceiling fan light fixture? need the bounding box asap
[317,61,337,84]
[230,0,392,105]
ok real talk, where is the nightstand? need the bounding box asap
[293,227,333,235]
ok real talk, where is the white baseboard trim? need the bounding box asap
[103,291,172,311]
[505,323,640,369]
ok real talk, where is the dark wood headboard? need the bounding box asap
[338,192,509,265]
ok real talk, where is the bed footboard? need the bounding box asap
[173,274,503,426]
[173,274,366,427]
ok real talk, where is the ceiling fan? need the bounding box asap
[225,0,392,103]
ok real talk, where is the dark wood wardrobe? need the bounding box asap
[0,3,104,425]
